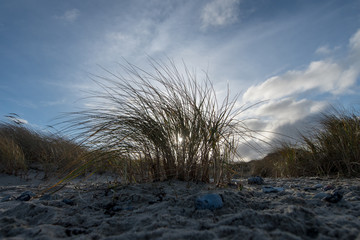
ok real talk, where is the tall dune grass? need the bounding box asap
[302,107,360,177]
[62,59,258,184]
[0,120,85,178]
[252,106,360,178]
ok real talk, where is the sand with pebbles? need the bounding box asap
[1,172,360,240]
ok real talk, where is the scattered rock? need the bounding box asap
[248,176,264,185]
[324,191,343,203]
[195,194,223,210]
[262,186,285,193]
[16,191,36,201]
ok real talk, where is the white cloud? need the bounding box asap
[236,97,329,160]
[255,98,326,124]
[237,29,360,159]
[201,0,240,29]
[243,28,360,103]
[243,60,345,102]
[350,29,360,52]
[315,45,331,55]
[56,9,80,22]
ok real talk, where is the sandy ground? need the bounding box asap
[0,172,360,240]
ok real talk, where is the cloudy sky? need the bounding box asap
[1,0,360,160]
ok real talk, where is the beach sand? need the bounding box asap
[1,171,360,239]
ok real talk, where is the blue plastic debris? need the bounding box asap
[195,194,223,210]
[248,176,264,185]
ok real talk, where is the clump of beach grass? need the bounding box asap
[301,106,360,177]
[251,106,360,178]
[0,118,85,178]
[62,59,258,184]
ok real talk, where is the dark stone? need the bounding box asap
[62,199,75,206]
[247,176,264,185]
[16,191,35,201]
[324,191,343,203]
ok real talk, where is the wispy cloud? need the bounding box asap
[201,0,240,29]
[243,60,346,102]
[55,9,80,23]
[243,29,360,103]
[40,99,66,107]
[315,45,332,55]
[350,29,360,51]
[315,45,342,55]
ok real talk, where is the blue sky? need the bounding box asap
[1,0,360,159]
